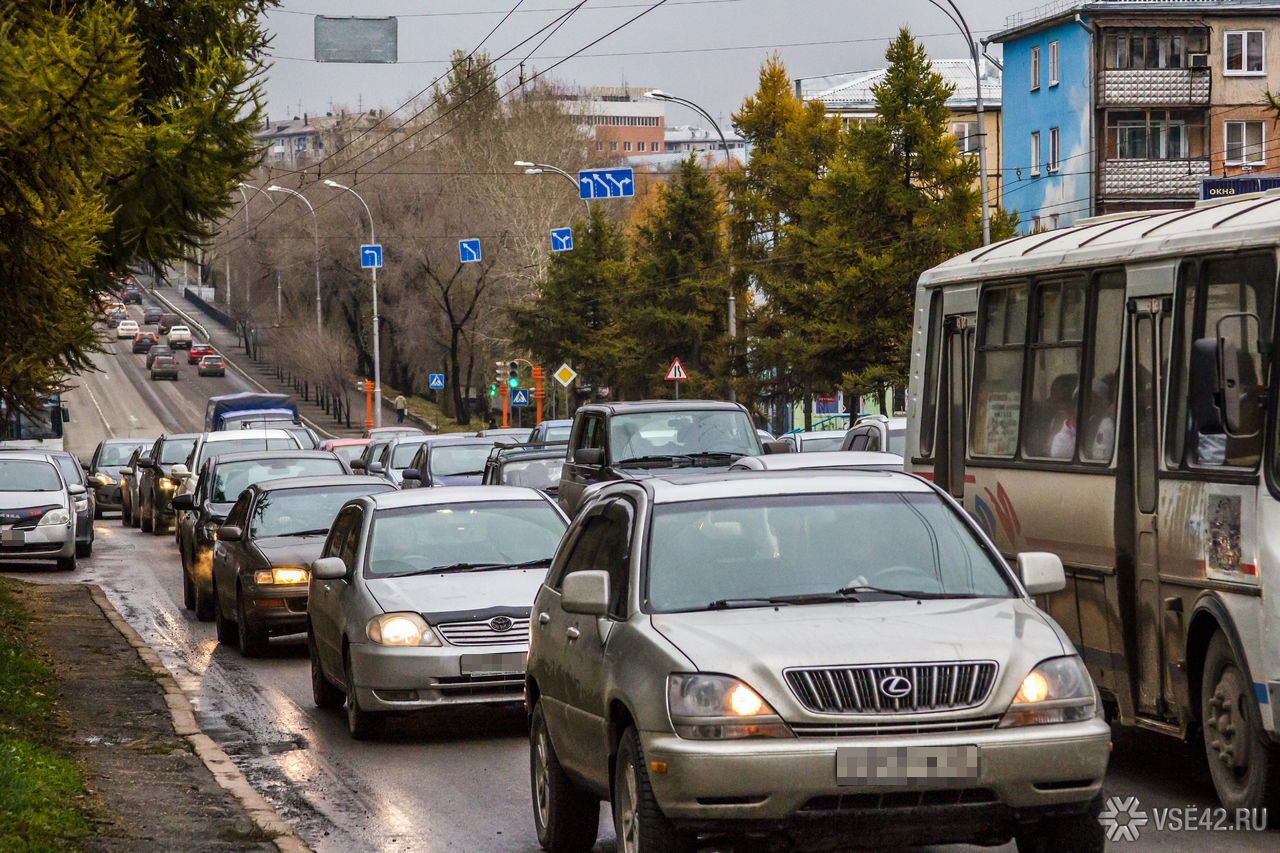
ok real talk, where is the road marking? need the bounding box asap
[81,377,115,438]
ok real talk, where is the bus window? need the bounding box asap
[1022,278,1087,460]
[918,293,944,458]
[971,282,1028,457]
[1080,273,1126,463]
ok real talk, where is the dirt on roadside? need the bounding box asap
[12,581,278,852]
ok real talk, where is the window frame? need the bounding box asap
[1049,127,1060,173]
[1030,44,1041,91]
[1224,121,1266,166]
[1031,131,1041,176]
[1224,30,1266,76]
[1049,40,1060,86]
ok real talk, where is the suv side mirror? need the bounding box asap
[67,483,86,496]
[1017,552,1065,596]
[311,556,348,580]
[138,456,154,469]
[367,461,385,475]
[216,525,242,542]
[401,468,420,481]
[762,441,792,455]
[350,458,366,471]
[170,463,190,479]
[575,447,604,467]
[561,570,610,616]
[170,494,195,511]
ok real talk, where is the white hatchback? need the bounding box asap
[167,325,193,348]
[116,319,139,338]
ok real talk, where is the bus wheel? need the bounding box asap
[1202,632,1280,810]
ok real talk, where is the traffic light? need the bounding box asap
[488,383,497,397]
[507,360,519,389]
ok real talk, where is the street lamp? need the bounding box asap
[324,178,383,428]
[235,183,265,310]
[644,89,738,401]
[515,160,590,215]
[265,185,323,331]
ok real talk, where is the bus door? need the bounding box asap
[1123,296,1171,718]
[935,301,976,499]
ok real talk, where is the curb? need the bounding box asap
[85,584,311,853]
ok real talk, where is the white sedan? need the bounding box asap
[116,319,139,338]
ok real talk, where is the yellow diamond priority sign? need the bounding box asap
[554,363,578,387]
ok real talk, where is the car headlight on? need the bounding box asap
[158,477,175,491]
[253,568,309,585]
[38,509,71,527]
[998,656,1098,728]
[667,673,791,739]
[74,498,89,512]
[366,612,441,647]
[93,474,116,487]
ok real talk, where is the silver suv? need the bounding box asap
[526,470,1110,852]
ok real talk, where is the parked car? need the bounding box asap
[85,438,151,517]
[526,470,1109,852]
[187,343,215,364]
[143,306,163,325]
[0,453,82,571]
[166,325,193,349]
[145,344,173,369]
[526,419,573,446]
[116,319,139,338]
[136,433,199,534]
[481,444,566,497]
[364,434,428,487]
[729,449,904,472]
[364,426,423,440]
[308,486,569,738]
[400,435,499,488]
[475,428,528,441]
[150,354,179,381]
[157,313,180,334]
[118,446,147,527]
[132,332,159,353]
[841,414,907,456]
[778,429,847,453]
[211,475,395,656]
[319,438,370,465]
[557,400,769,516]
[1,449,96,558]
[174,449,349,621]
[197,354,225,377]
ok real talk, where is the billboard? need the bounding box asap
[1200,175,1280,200]
[314,16,398,64]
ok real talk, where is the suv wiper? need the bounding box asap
[615,454,693,467]
[274,528,330,537]
[836,585,971,600]
[708,597,792,610]
[427,557,553,574]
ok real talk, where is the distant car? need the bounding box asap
[157,313,180,334]
[841,414,907,456]
[197,354,225,377]
[143,306,163,325]
[526,419,573,446]
[188,343,215,364]
[106,306,128,324]
[476,428,528,440]
[230,418,318,449]
[150,354,179,381]
[481,445,566,496]
[86,438,152,517]
[319,438,370,465]
[364,426,423,440]
[116,319,139,338]
[779,430,848,453]
[132,332,158,354]
[145,344,173,369]
[120,284,143,304]
[364,434,428,487]
[167,325,192,348]
[729,450,904,472]
[0,453,81,571]
[136,433,199,534]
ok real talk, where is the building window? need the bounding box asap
[596,141,604,151]
[651,141,660,151]
[1226,121,1265,165]
[1103,28,1208,69]
[1107,109,1203,160]
[1031,131,1041,176]
[1225,31,1265,75]
[1049,41,1059,85]
[623,141,632,151]
[610,141,618,151]
[952,121,980,154]
[1049,127,1060,172]
[1030,45,1040,90]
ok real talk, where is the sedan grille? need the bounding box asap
[784,662,997,714]
[435,616,531,646]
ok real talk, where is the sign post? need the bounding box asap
[665,357,688,400]
[428,373,445,391]
[554,363,577,422]
[357,379,373,430]
[532,366,544,423]
[459,238,482,263]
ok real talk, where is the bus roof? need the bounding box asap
[919,190,1280,288]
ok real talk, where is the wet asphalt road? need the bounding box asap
[4,302,1275,851]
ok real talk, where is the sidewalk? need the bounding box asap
[8,580,292,851]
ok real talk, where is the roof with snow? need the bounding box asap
[798,60,1001,113]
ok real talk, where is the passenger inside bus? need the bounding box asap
[1046,374,1078,460]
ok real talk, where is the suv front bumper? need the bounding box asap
[350,641,528,711]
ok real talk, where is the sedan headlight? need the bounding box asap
[158,477,175,491]
[667,673,790,739]
[253,568,309,585]
[93,474,116,487]
[998,656,1098,728]
[366,612,441,647]
[38,509,70,527]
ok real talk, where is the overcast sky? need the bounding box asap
[260,0,1038,130]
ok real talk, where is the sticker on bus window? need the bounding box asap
[1206,494,1242,574]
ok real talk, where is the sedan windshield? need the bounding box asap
[250,485,390,538]
[0,460,62,492]
[366,500,566,577]
[609,410,758,463]
[209,456,344,503]
[99,441,147,467]
[646,492,1014,613]
[429,443,494,477]
[499,458,563,491]
[329,444,366,463]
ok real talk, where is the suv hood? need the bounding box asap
[366,568,547,617]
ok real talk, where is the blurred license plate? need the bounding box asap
[1,529,25,546]
[836,746,979,786]
[460,652,526,676]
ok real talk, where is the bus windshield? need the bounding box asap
[0,398,65,446]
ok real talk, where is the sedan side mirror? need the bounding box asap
[367,462,385,475]
[574,447,604,467]
[117,466,131,475]
[67,483,86,496]
[1017,552,1065,596]
[311,556,348,580]
[562,570,610,616]
[216,525,242,542]
[138,456,154,469]
[762,441,792,455]
[350,458,366,470]
[170,494,195,511]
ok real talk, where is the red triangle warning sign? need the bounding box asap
[665,358,688,381]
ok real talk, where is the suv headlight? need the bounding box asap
[158,477,175,491]
[38,509,70,527]
[366,612,441,647]
[74,497,89,512]
[667,674,791,739]
[998,656,1098,727]
[254,568,309,585]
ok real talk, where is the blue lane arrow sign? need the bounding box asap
[428,373,445,390]
[550,227,573,252]
[510,388,530,406]
[578,167,635,199]
[459,238,482,263]
[360,244,383,269]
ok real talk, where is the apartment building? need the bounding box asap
[560,86,666,156]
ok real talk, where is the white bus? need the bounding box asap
[906,191,1280,811]
[0,395,68,451]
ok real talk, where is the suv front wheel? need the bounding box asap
[613,727,694,853]
[530,700,599,852]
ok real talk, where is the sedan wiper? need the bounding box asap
[274,528,330,537]
[427,557,553,574]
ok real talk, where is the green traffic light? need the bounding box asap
[488,384,497,397]
[507,377,519,389]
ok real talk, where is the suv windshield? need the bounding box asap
[158,437,197,464]
[391,440,426,468]
[429,443,493,477]
[250,485,388,538]
[0,460,62,491]
[500,458,564,490]
[610,410,758,463]
[646,492,1014,613]
[209,456,345,503]
[366,500,566,576]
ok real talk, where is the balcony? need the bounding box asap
[1101,158,1210,198]
[1099,68,1209,106]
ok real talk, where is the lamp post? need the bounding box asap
[265,185,323,331]
[645,89,737,401]
[923,0,991,245]
[514,160,591,215]
[324,179,382,428]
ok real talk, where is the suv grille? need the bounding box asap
[785,662,997,714]
[436,616,530,646]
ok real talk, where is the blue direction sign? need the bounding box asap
[459,238,482,263]
[428,373,445,390]
[550,227,573,252]
[360,244,383,269]
[510,388,530,407]
[578,167,635,199]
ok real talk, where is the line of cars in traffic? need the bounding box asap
[57,394,1106,851]
[116,301,224,380]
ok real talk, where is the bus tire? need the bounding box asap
[1202,632,1280,810]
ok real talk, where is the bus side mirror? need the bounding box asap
[61,406,71,423]
[1188,338,1224,435]
[1218,333,1263,437]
